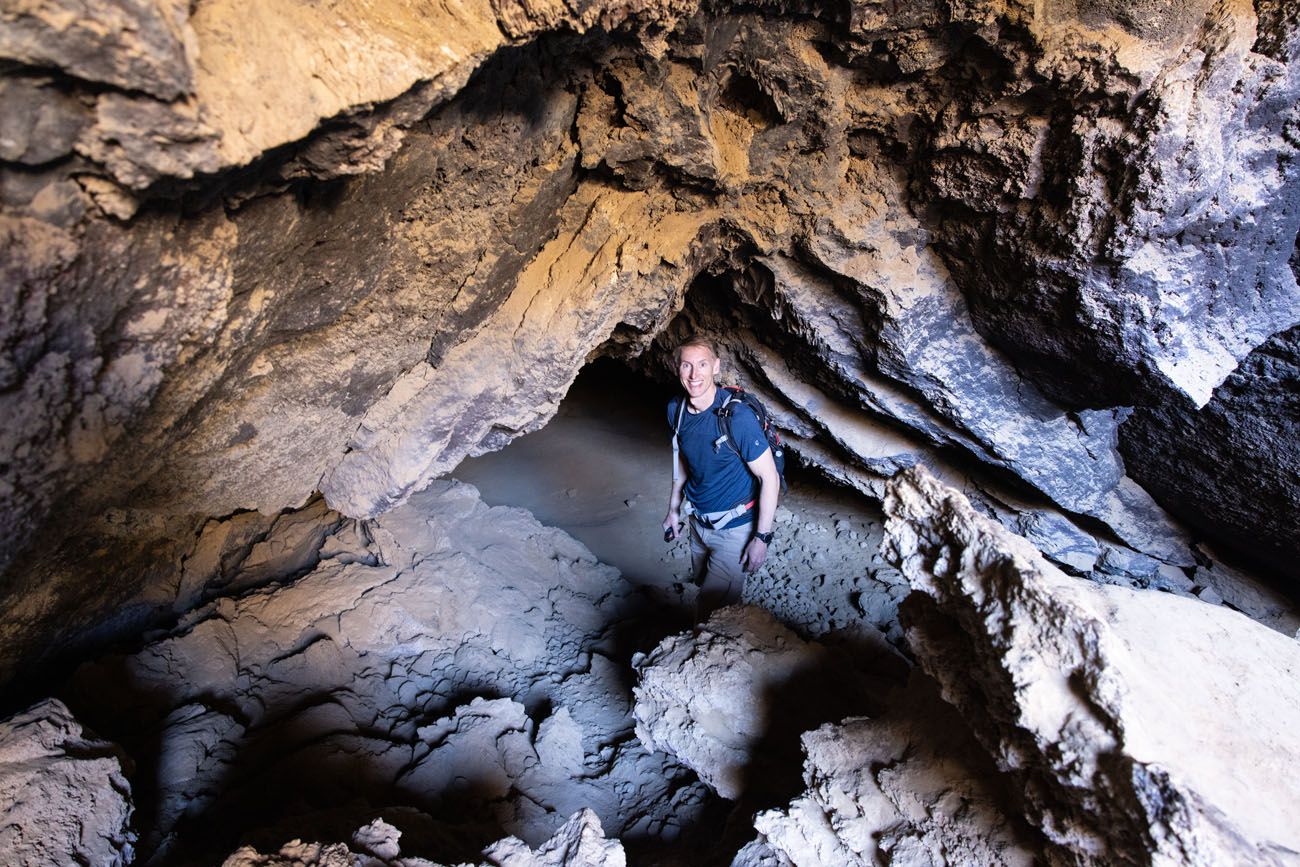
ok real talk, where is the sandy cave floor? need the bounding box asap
[453,361,911,655]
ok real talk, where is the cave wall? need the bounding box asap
[2,0,1299,681]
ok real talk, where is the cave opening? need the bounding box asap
[6,1,1300,862]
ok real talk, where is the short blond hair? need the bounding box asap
[672,335,719,367]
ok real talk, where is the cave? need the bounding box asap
[3,2,1300,866]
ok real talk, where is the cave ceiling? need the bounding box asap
[1,0,1299,680]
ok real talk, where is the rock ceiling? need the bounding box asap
[2,0,1298,681]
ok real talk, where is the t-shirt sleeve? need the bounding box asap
[666,398,679,433]
[732,404,770,462]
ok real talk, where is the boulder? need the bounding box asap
[221,809,625,866]
[884,466,1300,865]
[753,673,1040,867]
[632,606,894,801]
[0,697,136,867]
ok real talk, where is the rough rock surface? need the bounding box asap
[884,466,1300,865]
[0,698,136,867]
[752,673,1040,867]
[632,606,900,801]
[221,809,625,867]
[2,0,1298,751]
[1122,323,1300,578]
[66,480,707,864]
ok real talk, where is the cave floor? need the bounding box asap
[453,361,910,651]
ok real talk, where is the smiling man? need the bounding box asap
[663,336,781,620]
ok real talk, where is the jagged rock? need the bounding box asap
[752,673,1040,866]
[483,808,626,867]
[0,76,90,166]
[221,808,624,867]
[0,0,197,100]
[916,0,1300,411]
[0,698,136,867]
[632,606,898,800]
[1122,323,1300,579]
[67,479,705,862]
[883,466,1300,865]
[1,0,1298,713]
[76,92,222,188]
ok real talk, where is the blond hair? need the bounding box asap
[672,335,719,367]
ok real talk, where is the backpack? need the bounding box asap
[673,386,787,493]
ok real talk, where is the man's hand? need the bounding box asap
[740,536,768,572]
[663,510,681,541]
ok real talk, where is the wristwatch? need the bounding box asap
[754,530,774,545]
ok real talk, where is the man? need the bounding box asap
[663,336,780,619]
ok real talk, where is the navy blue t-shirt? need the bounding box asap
[669,388,770,529]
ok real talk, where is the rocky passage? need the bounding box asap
[632,469,1300,867]
[3,0,1300,864]
[4,0,1300,681]
[59,479,711,864]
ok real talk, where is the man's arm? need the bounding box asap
[663,450,688,540]
[740,448,779,571]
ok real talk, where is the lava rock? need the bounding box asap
[221,809,625,867]
[67,480,703,862]
[632,605,888,801]
[752,673,1040,866]
[1122,323,1300,580]
[0,697,136,867]
[883,465,1300,865]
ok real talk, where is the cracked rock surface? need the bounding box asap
[0,698,136,867]
[884,466,1300,865]
[64,480,707,864]
[752,673,1040,867]
[632,605,899,801]
[3,0,1299,683]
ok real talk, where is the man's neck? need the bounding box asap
[688,384,717,413]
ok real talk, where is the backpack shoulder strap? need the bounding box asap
[671,396,688,483]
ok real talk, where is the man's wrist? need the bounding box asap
[753,530,774,545]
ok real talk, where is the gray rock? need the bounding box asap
[220,808,625,867]
[68,480,703,861]
[884,465,1300,865]
[632,606,889,801]
[0,0,196,99]
[0,698,136,867]
[77,92,221,188]
[1122,323,1300,580]
[0,77,90,165]
[753,673,1040,866]
[483,808,626,867]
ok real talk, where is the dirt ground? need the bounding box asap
[453,361,910,659]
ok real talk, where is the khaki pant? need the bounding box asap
[689,518,752,621]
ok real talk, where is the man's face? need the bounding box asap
[678,345,720,402]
